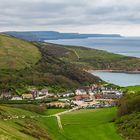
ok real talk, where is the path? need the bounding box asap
[73,50,80,60]
[1,107,80,130]
[53,107,79,130]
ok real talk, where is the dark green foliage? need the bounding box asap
[116,112,140,140]
[116,93,140,140]
[117,93,140,116]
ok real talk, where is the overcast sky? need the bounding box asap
[0,0,140,36]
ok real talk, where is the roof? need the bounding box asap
[22,93,33,98]
[41,89,48,92]
[74,95,83,100]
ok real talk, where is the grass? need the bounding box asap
[44,109,67,115]
[122,85,140,93]
[40,108,123,140]
[0,105,123,140]
[0,34,41,69]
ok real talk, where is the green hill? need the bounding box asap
[0,34,41,69]
[116,92,140,140]
[43,42,140,71]
[0,37,101,93]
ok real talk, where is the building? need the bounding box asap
[35,88,48,100]
[11,96,22,100]
[0,92,12,100]
[22,93,33,100]
[75,89,87,95]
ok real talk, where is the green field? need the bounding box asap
[41,108,123,140]
[122,85,140,93]
[0,105,123,140]
[0,34,41,69]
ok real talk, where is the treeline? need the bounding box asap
[116,93,140,140]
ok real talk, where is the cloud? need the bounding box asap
[0,0,140,35]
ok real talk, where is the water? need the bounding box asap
[46,37,140,86]
[92,71,140,87]
[46,37,140,58]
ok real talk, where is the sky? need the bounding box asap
[0,0,140,36]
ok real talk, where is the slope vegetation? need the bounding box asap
[44,42,140,71]
[116,92,140,140]
[0,34,41,69]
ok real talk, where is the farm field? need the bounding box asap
[0,105,123,140]
[41,107,123,140]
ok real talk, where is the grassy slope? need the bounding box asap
[44,42,140,71]
[0,105,42,140]
[0,105,123,140]
[0,34,41,69]
[40,108,123,140]
[122,85,140,93]
[116,92,140,140]
[0,106,67,140]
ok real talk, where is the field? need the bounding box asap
[122,85,140,93]
[40,107,123,140]
[0,34,41,69]
[0,105,123,140]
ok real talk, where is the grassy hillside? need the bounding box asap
[116,92,140,140]
[122,85,140,93]
[0,38,101,93]
[40,108,123,140]
[0,105,123,140]
[43,42,140,71]
[0,34,41,69]
[0,105,51,140]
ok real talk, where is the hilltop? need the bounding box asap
[0,34,41,69]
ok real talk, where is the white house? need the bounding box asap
[75,89,87,95]
[35,88,48,100]
[11,96,22,100]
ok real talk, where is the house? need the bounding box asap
[74,95,83,101]
[41,88,48,95]
[22,93,33,100]
[0,92,12,100]
[28,88,39,98]
[74,95,91,101]
[75,89,87,95]
[11,96,22,100]
[35,88,48,100]
[62,92,75,98]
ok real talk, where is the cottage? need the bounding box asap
[28,88,39,98]
[11,96,22,100]
[35,88,48,100]
[22,93,33,100]
[41,88,48,95]
[75,89,87,95]
[74,94,91,101]
[0,92,12,100]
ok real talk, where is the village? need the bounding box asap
[0,84,124,109]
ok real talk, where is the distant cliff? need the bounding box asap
[3,31,122,41]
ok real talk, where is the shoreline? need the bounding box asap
[87,69,140,74]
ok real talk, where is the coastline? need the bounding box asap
[87,69,140,74]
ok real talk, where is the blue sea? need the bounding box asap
[46,37,140,86]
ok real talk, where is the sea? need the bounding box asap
[46,37,140,86]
